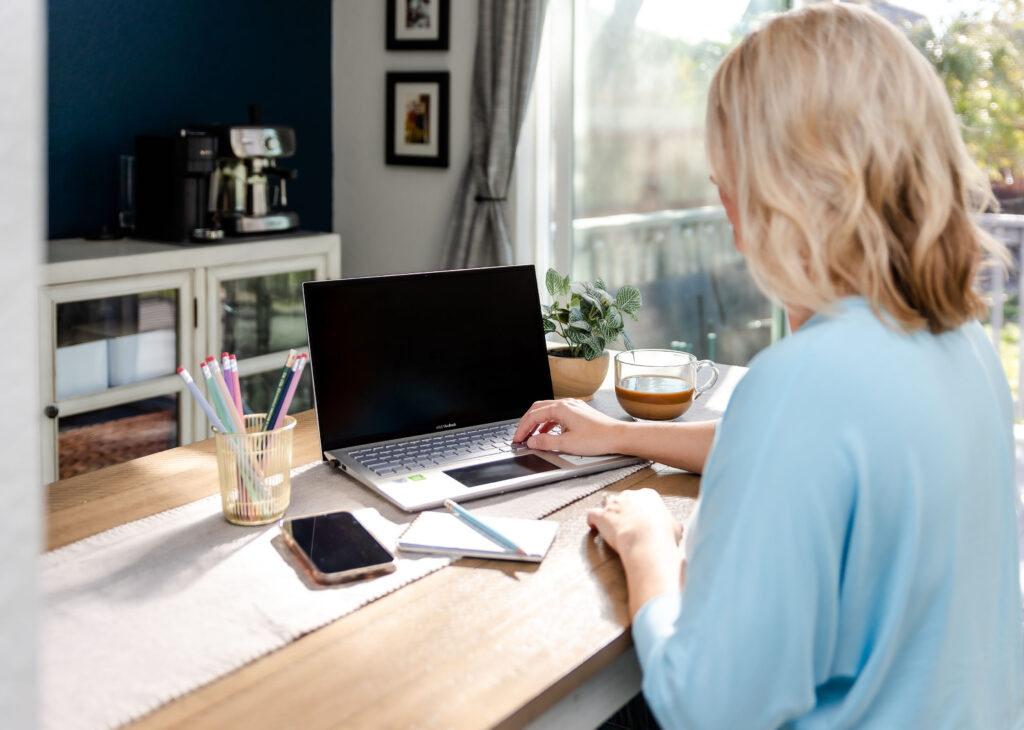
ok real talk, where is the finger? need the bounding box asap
[513,401,559,442]
[586,506,607,531]
[526,430,562,451]
[535,421,559,435]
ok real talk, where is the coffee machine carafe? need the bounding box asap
[209,121,299,235]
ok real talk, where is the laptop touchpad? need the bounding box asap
[444,455,560,488]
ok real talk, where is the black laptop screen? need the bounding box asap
[303,265,554,453]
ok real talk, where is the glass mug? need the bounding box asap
[614,349,720,421]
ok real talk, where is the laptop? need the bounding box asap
[302,265,643,512]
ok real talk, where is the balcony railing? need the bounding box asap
[978,213,1024,417]
[573,208,1024,416]
[573,207,777,367]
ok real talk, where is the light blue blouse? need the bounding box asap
[632,298,1024,729]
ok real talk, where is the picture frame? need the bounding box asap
[387,0,450,51]
[386,71,450,168]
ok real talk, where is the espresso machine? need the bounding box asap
[133,108,299,243]
[207,111,299,235]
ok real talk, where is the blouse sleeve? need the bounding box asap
[631,353,856,730]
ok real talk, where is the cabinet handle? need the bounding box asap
[44,405,59,419]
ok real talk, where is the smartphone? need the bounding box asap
[279,511,396,584]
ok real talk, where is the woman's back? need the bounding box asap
[633,298,1023,728]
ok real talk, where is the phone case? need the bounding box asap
[279,511,397,585]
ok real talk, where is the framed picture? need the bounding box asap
[386,71,450,168]
[387,0,450,51]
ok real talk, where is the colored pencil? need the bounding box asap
[272,354,307,429]
[266,354,299,430]
[221,353,234,402]
[443,499,528,556]
[207,356,245,433]
[177,367,227,434]
[262,349,297,432]
[201,360,264,514]
[200,361,236,433]
[229,354,244,415]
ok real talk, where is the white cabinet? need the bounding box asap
[40,233,341,483]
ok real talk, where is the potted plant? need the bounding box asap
[541,268,642,400]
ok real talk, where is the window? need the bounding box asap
[518,0,789,365]
[517,0,1023,371]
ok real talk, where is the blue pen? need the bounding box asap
[443,499,528,556]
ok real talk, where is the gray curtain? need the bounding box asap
[440,0,548,269]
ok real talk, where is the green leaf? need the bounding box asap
[545,268,562,297]
[581,340,604,361]
[615,285,642,313]
[571,282,602,309]
[542,317,556,334]
[554,309,570,324]
[621,330,635,352]
[565,327,589,345]
[568,307,590,330]
[587,282,613,306]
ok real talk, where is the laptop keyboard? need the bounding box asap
[349,423,518,477]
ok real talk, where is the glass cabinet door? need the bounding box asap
[205,255,329,423]
[40,270,195,483]
[55,288,179,398]
[57,395,179,479]
[237,367,314,419]
[220,268,315,359]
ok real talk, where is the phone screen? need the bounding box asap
[281,511,394,575]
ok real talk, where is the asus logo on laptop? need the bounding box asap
[436,422,457,431]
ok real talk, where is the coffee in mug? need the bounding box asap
[614,350,719,421]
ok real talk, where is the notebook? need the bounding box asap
[398,511,559,562]
[302,265,643,512]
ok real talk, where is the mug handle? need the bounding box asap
[693,360,719,399]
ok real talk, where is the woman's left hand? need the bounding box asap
[586,488,682,555]
[587,488,685,618]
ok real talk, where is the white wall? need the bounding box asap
[0,0,43,725]
[332,1,478,277]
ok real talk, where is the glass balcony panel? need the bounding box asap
[55,290,179,398]
[58,395,179,479]
[220,270,314,359]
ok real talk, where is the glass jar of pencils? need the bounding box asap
[214,414,296,526]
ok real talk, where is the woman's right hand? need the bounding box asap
[512,398,628,456]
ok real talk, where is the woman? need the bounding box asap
[513,4,1023,728]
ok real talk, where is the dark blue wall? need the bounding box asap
[48,0,332,239]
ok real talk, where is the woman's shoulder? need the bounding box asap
[740,300,876,390]
[727,298,936,427]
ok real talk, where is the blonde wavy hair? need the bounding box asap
[706,2,1004,333]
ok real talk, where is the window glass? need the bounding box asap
[571,0,787,364]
